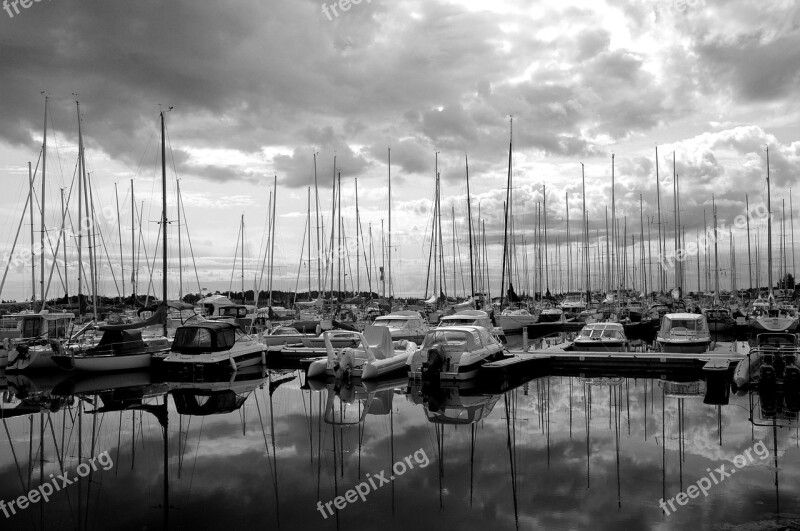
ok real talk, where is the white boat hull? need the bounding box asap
[163,342,266,372]
[67,353,153,372]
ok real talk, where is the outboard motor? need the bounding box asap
[759,364,777,417]
[421,345,446,381]
[784,364,800,415]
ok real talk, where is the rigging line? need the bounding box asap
[177,185,202,293]
[86,173,121,297]
[229,219,242,295]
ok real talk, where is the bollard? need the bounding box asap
[522,327,529,352]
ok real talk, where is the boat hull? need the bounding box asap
[53,353,154,372]
[163,343,266,373]
[572,340,627,352]
[656,340,711,354]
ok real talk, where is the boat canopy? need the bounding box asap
[172,322,241,354]
[421,326,495,352]
[578,323,626,340]
[660,313,709,334]
[88,329,146,356]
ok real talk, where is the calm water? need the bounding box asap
[1,339,800,530]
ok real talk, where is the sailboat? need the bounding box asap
[748,147,799,333]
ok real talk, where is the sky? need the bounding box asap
[0,0,799,302]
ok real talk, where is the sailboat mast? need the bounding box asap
[130,179,136,301]
[61,187,67,299]
[76,102,84,317]
[713,195,719,297]
[40,95,47,308]
[543,184,549,294]
[356,178,360,296]
[582,163,590,300]
[313,153,322,298]
[387,147,392,302]
[611,154,617,296]
[308,186,312,298]
[269,176,277,306]
[746,195,753,292]
[767,146,773,297]
[566,191,570,293]
[161,111,168,308]
[499,118,512,309]
[29,162,36,305]
[115,182,124,300]
[177,179,183,299]
[465,155,475,302]
[792,188,796,282]
[655,146,664,292]
[241,214,245,297]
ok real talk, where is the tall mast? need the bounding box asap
[337,171,342,298]
[713,195,719,297]
[387,147,392,302]
[355,178,360,296]
[655,146,664,292]
[130,179,136,302]
[499,117,512,309]
[29,162,36,306]
[451,205,456,297]
[640,194,646,296]
[40,95,47,308]
[543,184,549,294]
[581,163,590,301]
[746,195,753,293]
[792,188,796,283]
[566,191,570,293]
[611,154,617,296]
[160,110,168,315]
[177,179,183,299]
[269,176,277,306]
[61,187,67,299]
[767,146,773,298]
[307,186,312,298]
[240,214,245,297]
[465,154,475,302]
[76,102,84,317]
[115,182,124,300]
[313,152,322,298]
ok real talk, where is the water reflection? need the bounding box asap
[1,365,799,530]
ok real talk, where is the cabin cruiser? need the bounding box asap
[437,309,505,342]
[495,306,538,333]
[372,310,429,343]
[260,325,310,347]
[655,313,712,354]
[162,321,266,373]
[407,326,505,381]
[572,322,628,352]
[4,311,75,371]
[306,326,417,380]
[536,302,566,323]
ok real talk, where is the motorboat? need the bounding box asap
[259,325,310,347]
[734,333,800,388]
[655,313,712,354]
[407,325,505,381]
[437,309,505,342]
[306,326,417,380]
[495,306,538,332]
[161,321,266,373]
[372,310,429,343]
[572,322,628,352]
[4,311,75,371]
[301,329,361,349]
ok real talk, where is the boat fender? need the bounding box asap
[229,353,237,371]
[335,350,355,380]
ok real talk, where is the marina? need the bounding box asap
[1,1,799,530]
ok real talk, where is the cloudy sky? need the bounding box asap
[1,0,799,301]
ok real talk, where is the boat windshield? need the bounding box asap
[662,317,709,334]
[579,326,624,339]
[173,325,237,354]
[422,329,480,351]
[373,319,411,328]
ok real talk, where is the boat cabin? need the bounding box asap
[659,313,709,336]
[171,322,241,354]
[421,326,499,353]
[576,322,626,340]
